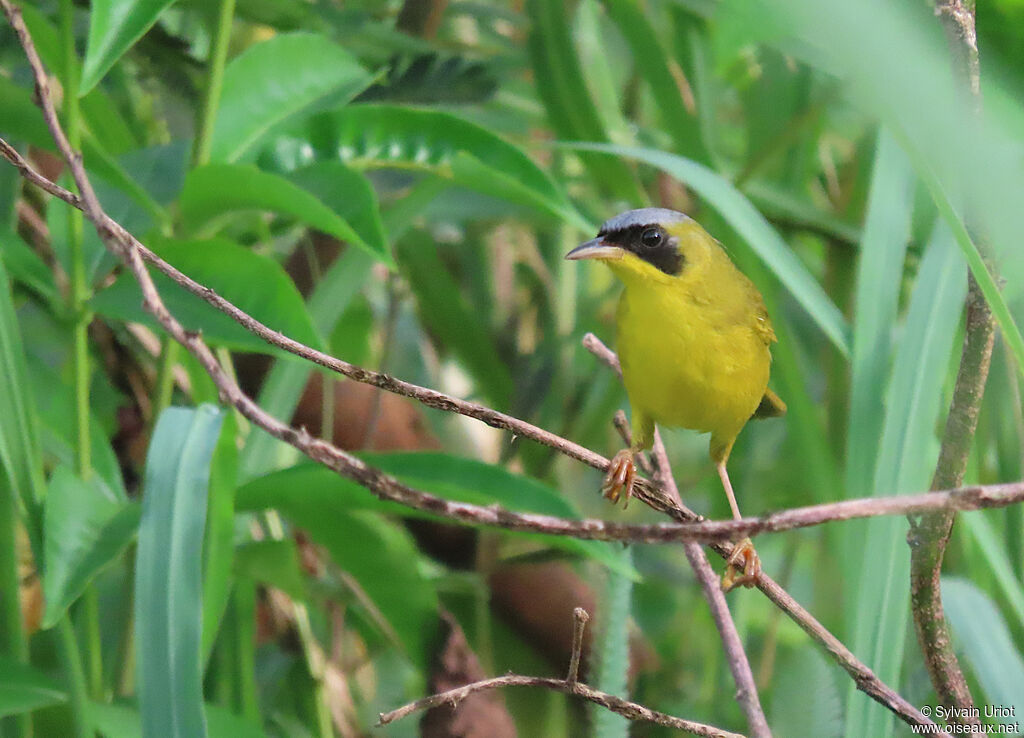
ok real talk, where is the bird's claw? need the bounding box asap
[601,449,636,508]
[722,537,761,592]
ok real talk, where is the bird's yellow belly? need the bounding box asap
[616,287,770,440]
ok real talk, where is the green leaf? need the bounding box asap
[42,466,140,628]
[91,237,323,355]
[135,405,224,738]
[0,659,66,718]
[565,142,851,356]
[239,246,375,481]
[210,33,373,163]
[960,512,1024,630]
[237,453,637,578]
[943,577,1024,727]
[591,547,632,738]
[233,540,307,602]
[0,256,46,523]
[90,701,266,738]
[769,649,843,738]
[845,131,915,501]
[178,163,390,265]
[293,104,588,229]
[0,228,57,304]
[398,235,512,408]
[80,0,179,94]
[845,225,967,738]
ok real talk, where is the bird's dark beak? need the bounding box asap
[565,237,624,261]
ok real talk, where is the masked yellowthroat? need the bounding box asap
[567,208,786,590]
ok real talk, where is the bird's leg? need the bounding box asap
[717,461,761,592]
[601,448,638,508]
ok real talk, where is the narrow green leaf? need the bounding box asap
[845,225,967,738]
[601,0,709,162]
[769,649,843,737]
[398,235,513,408]
[564,142,850,355]
[524,0,645,203]
[236,453,637,579]
[845,131,915,501]
[943,577,1024,728]
[178,164,390,265]
[80,0,179,94]
[42,466,139,628]
[960,512,1024,629]
[91,237,323,354]
[0,228,57,304]
[591,547,633,738]
[135,405,224,738]
[210,33,372,163]
[0,659,66,718]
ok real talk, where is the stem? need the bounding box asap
[908,0,994,723]
[57,619,93,738]
[191,0,235,169]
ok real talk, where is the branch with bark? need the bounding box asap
[380,608,745,738]
[0,2,950,734]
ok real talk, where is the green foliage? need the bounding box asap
[2,0,1024,735]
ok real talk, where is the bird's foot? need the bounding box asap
[601,449,636,508]
[721,538,761,592]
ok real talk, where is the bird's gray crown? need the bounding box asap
[598,208,690,235]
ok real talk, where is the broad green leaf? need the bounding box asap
[90,701,265,738]
[239,247,374,481]
[233,540,307,602]
[42,466,139,628]
[80,0,179,94]
[135,405,224,738]
[210,33,373,163]
[0,257,46,524]
[237,453,637,579]
[91,237,323,355]
[0,659,66,717]
[178,163,390,265]
[0,229,57,304]
[845,225,967,738]
[28,358,127,501]
[943,577,1024,728]
[285,162,388,260]
[565,142,851,356]
[293,104,589,229]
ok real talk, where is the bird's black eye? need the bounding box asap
[640,228,663,248]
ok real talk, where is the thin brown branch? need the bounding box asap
[591,331,947,736]
[613,408,770,738]
[0,5,948,734]
[908,0,994,723]
[380,609,744,738]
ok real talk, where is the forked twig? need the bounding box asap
[379,608,745,738]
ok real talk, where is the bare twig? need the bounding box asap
[0,5,948,734]
[612,407,770,738]
[380,609,744,738]
[908,0,994,723]
[566,607,588,684]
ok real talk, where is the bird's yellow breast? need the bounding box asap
[612,251,772,446]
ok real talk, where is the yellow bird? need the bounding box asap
[567,208,786,590]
